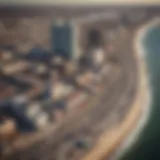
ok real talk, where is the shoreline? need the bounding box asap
[114,20,153,159]
[117,19,160,159]
[81,22,151,160]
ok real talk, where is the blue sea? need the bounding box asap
[119,23,160,160]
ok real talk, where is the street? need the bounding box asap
[6,25,138,160]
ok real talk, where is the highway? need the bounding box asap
[5,25,138,160]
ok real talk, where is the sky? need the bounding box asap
[0,0,160,6]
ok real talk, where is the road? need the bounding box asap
[5,26,138,160]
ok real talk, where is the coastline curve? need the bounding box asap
[81,20,153,160]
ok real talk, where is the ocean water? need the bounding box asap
[120,23,160,160]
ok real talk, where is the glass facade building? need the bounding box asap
[51,20,81,60]
[51,22,73,58]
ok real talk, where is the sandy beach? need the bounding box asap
[118,19,160,159]
[81,21,151,160]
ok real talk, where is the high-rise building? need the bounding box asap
[51,20,81,60]
[87,29,102,48]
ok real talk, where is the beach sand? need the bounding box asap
[81,21,151,160]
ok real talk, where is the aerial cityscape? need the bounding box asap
[0,6,159,160]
